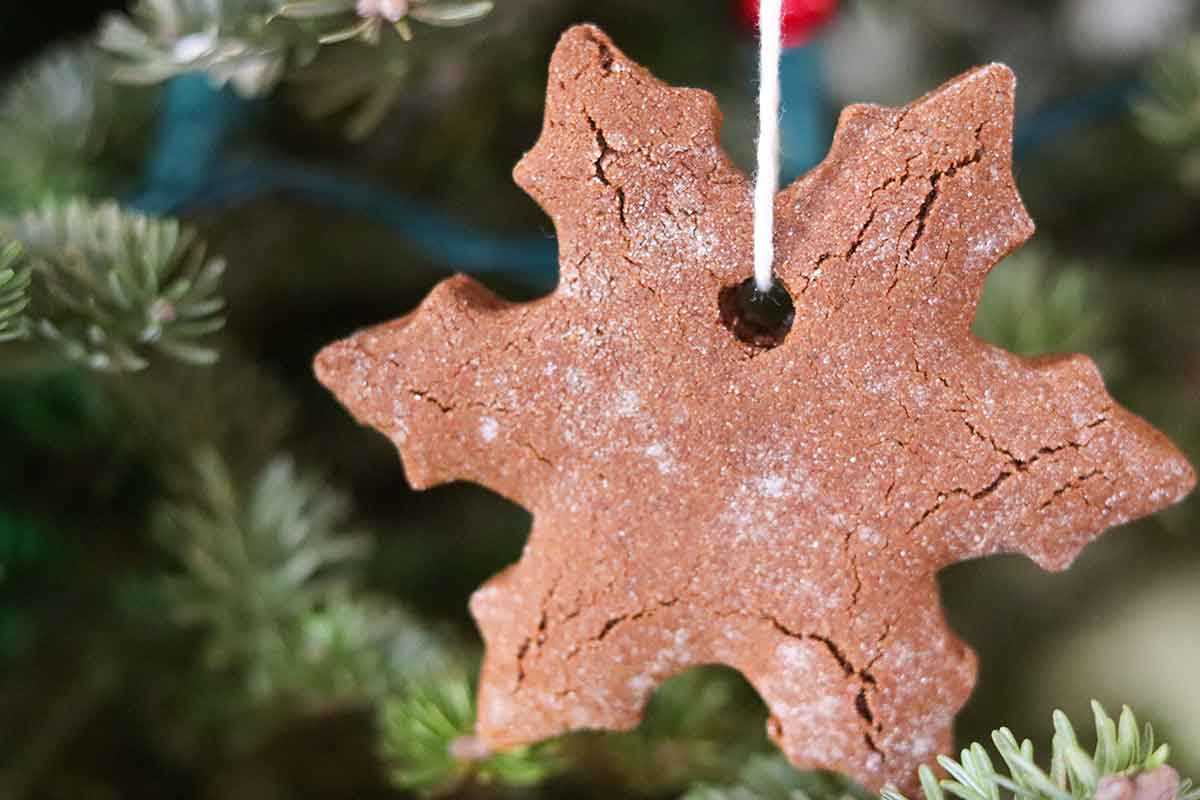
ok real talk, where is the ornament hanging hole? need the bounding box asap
[719,276,795,348]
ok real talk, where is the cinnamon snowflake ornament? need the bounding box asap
[315,25,1195,790]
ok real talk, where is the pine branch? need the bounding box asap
[0,243,31,343]
[604,668,770,796]
[0,198,226,371]
[684,754,867,800]
[0,46,115,207]
[275,0,493,45]
[378,670,567,797]
[154,449,370,688]
[98,0,494,140]
[1137,37,1200,187]
[152,447,472,750]
[153,447,565,790]
[290,590,449,702]
[281,0,492,140]
[879,703,1198,800]
[972,249,1102,359]
[285,35,415,139]
[97,0,492,108]
[98,0,304,97]
[687,705,1195,800]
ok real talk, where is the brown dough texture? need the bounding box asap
[314,25,1196,791]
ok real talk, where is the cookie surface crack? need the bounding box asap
[518,440,554,466]
[1040,469,1103,509]
[409,388,454,413]
[767,618,885,758]
[584,112,628,229]
[903,124,986,258]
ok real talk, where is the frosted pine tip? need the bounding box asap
[357,0,409,21]
[448,734,492,762]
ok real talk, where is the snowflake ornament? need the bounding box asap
[315,26,1195,790]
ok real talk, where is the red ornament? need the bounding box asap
[737,0,838,47]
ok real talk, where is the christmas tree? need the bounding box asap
[1,1,1199,798]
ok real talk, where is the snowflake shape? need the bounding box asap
[315,26,1195,790]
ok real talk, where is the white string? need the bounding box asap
[753,0,784,293]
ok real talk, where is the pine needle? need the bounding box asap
[880,704,1195,800]
[0,198,226,371]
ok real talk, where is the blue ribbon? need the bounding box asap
[128,74,251,215]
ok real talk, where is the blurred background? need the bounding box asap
[1,1,1198,798]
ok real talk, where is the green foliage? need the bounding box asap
[1137,37,1200,187]
[99,0,304,96]
[97,0,494,140]
[0,198,226,371]
[289,590,448,701]
[154,449,564,794]
[155,449,369,695]
[0,3,1197,797]
[152,444,485,786]
[0,511,53,661]
[0,46,114,206]
[972,251,1100,358]
[605,668,769,795]
[0,511,50,572]
[0,243,31,342]
[689,704,1197,800]
[879,702,1196,800]
[685,755,867,800]
[287,35,414,139]
[379,670,566,797]
[275,0,493,138]
[276,0,493,45]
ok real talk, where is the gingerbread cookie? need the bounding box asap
[315,25,1195,790]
